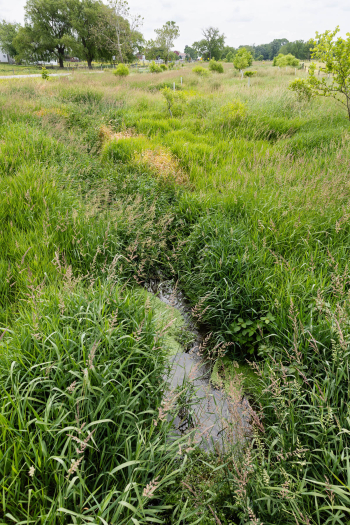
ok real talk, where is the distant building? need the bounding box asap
[173,51,186,61]
[0,49,10,63]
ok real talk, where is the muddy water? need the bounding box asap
[145,279,250,450]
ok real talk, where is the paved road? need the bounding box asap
[0,71,105,79]
[0,73,71,79]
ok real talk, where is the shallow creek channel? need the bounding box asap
[145,280,250,451]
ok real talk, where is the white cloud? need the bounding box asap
[2,0,348,51]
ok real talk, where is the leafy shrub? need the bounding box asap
[208,60,224,73]
[41,66,49,80]
[160,64,168,71]
[228,313,275,354]
[273,53,299,67]
[149,61,162,73]
[219,100,246,126]
[113,63,129,77]
[244,70,257,77]
[192,65,209,76]
[289,77,314,102]
[161,86,187,117]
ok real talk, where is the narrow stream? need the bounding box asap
[145,279,250,451]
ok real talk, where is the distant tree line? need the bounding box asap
[184,28,314,62]
[0,0,146,67]
[0,4,315,68]
[0,0,183,67]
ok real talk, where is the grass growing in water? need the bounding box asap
[1,62,350,523]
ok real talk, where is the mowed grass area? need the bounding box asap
[1,61,350,524]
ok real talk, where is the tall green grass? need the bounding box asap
[1,64,350,524]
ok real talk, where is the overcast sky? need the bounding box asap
[2,0,349,51]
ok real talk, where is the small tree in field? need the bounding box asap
[233,47,253,75]
[114,63,129,76]
[299,27,350,119]
[41,66,49,80]
[161,86,186,117]
[289,77,314,102]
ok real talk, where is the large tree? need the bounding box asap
[0,20,21,60]
[92,0,143,63]
[279,39,313,60]
[193,27,225,60]
[184,45,197,60]
[152,21,179,64]
[15,0,73,67]
[69,0,108,68]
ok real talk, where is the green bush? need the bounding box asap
[208,59,224,73]
[149,61,162,73]
[113,63,130,77]
[273,53,299,67]
[192,65,209,76]
[219,100,246,126]
[160,64,168,71]
[41,66,49,80]
[289,77,314,102]
[244,70,257,77]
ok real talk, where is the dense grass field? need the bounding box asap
[1,61,350,524]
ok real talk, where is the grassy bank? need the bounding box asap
[1,61,350,524]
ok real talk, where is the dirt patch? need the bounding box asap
[136,148,189,186]
[98,125,136,144]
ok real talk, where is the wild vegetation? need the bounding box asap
[1,53,350,524]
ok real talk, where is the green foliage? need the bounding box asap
[161,86,186,117]
[273,52,299,67]
[219,100,246,126]
[0,282,186,524]
[192,27,225,61]
[208,59,224,73]
[0,19,21,58]
[68,0,111,67]
[149,60,162,73]
[244,70,256,77]
[279,38,313,60]
[233,47,253,71]
[3,49,350,525]
[160,63,167,71]
[192,65,209,76]
[289,77,314,102]
[225,51,235,63]
[184,45,198,60]
[113,62,130,76]
[308,27,350,119]
[41,66,49,80]
[152,21,180,63]
[14,0,72,67]
[228,313,275,354]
